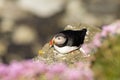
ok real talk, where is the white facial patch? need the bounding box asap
[54,45,78,54]
[54,36,66,45]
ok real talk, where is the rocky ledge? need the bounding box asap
[34,24,100,65]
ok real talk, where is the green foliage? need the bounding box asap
[92,35,120,80]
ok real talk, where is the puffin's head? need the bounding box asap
[49,33,67,47]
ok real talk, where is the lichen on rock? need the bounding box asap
[34,24,100,64]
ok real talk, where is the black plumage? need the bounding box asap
[55,29,87,47]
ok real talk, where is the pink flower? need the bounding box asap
[75,62,89,70]
[0,60,94,80]
[48,63,66,74]
[101,21,120,37]
[45,72,55,80]
[92,33,102,47]
[111,21,120,34]
[81,43,96,55]
[0,60,48,80]
[82,69,94,80]
[62,69,82,80]
[101,28,108,37]
[81,44,91,55]
[8,62,24,80]
[0,64,9,80]
[45,63,67,80]
[75,62,94,80]
[20,60,47,76]
[61,62,94,80]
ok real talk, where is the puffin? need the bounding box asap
[49,29,87,54]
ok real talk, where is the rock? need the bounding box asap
[12,25,37,45]
[83,0,120,14]
[60,0,99,26]
[17,0,66,18]
[34,24,100,64]
[0,40,8,56]
[60,0,119,26]
[0,19,14,33]
[0,0,28,20]
[0,0,4,9]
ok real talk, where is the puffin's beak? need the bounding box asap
[49,39,54,47]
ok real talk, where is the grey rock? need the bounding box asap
[17,0,66,18]
[12,25,37,45]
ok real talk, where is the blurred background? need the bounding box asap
[0,0,120,63]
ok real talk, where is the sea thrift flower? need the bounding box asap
[82,21,120,55]
[46,63,67,80]
[63,69,83,80]
[7,62,24,80]
[62,68,93,80]
[81,44,91,55]
[61,61,94,80]
[101,21,120,37]
[0,64,9,80]
[76,62,94,80]
[81,43,96,56]
[76,62,90,70]
[111,21,120,34]
[0,60,48,80]
[45,72,55,80]
[21,60,47,75]
[92,33,102,47]
[0,60,94,80]
[102,25,116,35]
[82,69,94,80]
[48,63,66,74]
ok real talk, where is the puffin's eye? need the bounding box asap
[57,37,61,40]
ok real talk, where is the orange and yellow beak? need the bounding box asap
[49,39,55,47]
